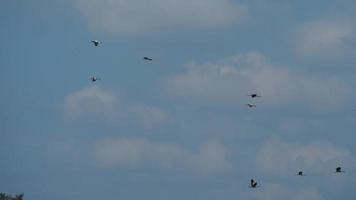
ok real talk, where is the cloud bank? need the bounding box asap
[64,86,171,128]
[256,139,356,175]
[292,19,356,60]
[94,138,231,174]
[76,0,247,35]
[163,52,350,110]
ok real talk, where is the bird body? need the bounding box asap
[90,76,101,82]
[250,179,258,188]
[248,93,261,98]
[297,171,304,176]
[336,167,345,173]
[246,103,257,108]
[91,40,101,47]
[143,57,153,61]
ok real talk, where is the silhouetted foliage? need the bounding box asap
[0,193,24,200]
[0,193,6,200]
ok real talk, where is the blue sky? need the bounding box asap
[1,0,356,199]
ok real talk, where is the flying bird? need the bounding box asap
[91,40,101,47]
[246,103,257,108]
[250,179,259,188]
[248,93,261,98]
[335,167,345,173]
[297,171,305,176]
[143,57,153,61]
[89,76,101,82]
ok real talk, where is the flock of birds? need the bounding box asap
[90,39,259,108]
[89,40,153,83]
[250,167,346,188]
[245,93,347,189]
[89,39,347,190]
[245,91,347,188]
[246,93,260,108]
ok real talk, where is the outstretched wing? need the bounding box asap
[252,182,258,187]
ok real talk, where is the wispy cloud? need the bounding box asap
[291,19,356,60]
[256,139,356,175]
[64,86,172,128]
[64,86,119,121]
[163,52,350,111]
[94,138,231,174]
[76,0,248,35]
[131,105,173,128]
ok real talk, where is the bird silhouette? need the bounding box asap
[89,76,101,82]
[91,40,101,47]
[248,94,261,98]
[143,57,153,61]
[246,103,257,108]
[297,171,305,176]
[250,179,259,188]
[335,167,345,173]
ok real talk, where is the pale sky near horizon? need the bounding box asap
[1,0,356,200]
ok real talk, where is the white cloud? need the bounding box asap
[94,138,231,174]
[163,52,350,110]
[76,0,248,35]
[256,139,356,175]
[64,86,171,127]
[292,19,356,59]
[64,86,119,121]
[131,105,173,128]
